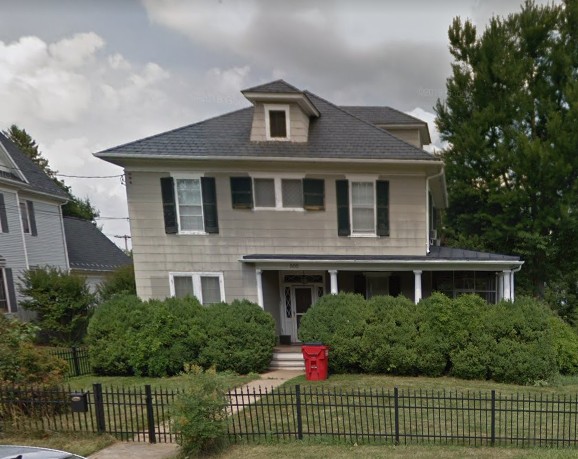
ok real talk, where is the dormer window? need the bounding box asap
[265,104,290,140]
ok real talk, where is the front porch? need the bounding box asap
[243,248,523,344]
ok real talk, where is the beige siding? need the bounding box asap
[382,127,422,148]
[250,103,309,142]
[127,170,428,301]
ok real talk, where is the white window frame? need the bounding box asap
[171,173,206,235]
[169,272,225,305]
[20,201,31,234]
[349,179,377,237]
[251,173,305,211]
[264,104,291,141]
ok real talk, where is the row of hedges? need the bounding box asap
[299,293,578,384]
[86,295,276,377]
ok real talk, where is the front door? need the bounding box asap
[293,286,314,342]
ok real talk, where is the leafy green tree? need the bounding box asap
[435,1,578,296]
[97,264,136,302]
[4,124,100,221]
[19,267,95,346]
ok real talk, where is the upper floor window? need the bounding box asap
[19,200,36,236]
[265,104,290,140]
[170,272,225,305]
[351,182,375,234]
[336,179,389,237]
[176,178,204,232]
[0,269,8,313]
[160,176,218,235]
[231,176,324,211]
[20,201,30,233]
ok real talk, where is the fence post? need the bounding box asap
[71,347,81,377]
[394,387,400,444]
[295,384,303,440]
[145,385,157,444]
[491,390,496,446]
[93,383,106,433]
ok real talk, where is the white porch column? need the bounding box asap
[497,272,504,301]
[511,271,516,301]
[413,270,423,304]
[328,270,338,294]
[256,269,264,308]
[502,269,512,301]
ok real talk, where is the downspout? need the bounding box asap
[426,166,446,254]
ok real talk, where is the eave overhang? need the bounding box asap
[241,92,321,118]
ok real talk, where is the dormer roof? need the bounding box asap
[241,79,320,118]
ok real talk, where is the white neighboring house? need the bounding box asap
[0,133,69,318]
[63,216,132,292]
[96,80,524,344]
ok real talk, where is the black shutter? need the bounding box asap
[4,268,17,312]
[230,177,253,209]
[201,177,219,234]
[27,201,37,236]
[303,178,325,210]
[336,180,350,236]
[0,194,8,233]
[160,177,178,234]
[376,180,390,237]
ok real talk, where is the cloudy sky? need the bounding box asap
[0,0,551,248]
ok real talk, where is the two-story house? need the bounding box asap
[0,133,69,318]
[96,80,523,344]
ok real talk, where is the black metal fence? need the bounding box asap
[228,385,578,447]
[47,347,91,377]
[0,383,180,443]
[2,382,578,448]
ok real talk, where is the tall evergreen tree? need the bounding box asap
[435,0,578,296]
[4,125,100,222]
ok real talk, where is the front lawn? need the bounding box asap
[67,371,259,391]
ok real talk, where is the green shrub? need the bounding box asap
[86,294,145,375]
[197,300,276,374]
[484,298,558,384]
[548,316,578,375]
[87,295,205,377]
[0,315,67,385]
[361,295,420,375]
[171,366,229,457]
[299,293,369,373]
[19,267,95,346]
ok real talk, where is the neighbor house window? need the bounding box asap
[0,269,8,312]
[350,182,375,234]
[265,104,290,140]
[169,272,225,305]
[20,201,30,234]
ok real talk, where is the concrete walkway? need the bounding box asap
[87,369,302,459]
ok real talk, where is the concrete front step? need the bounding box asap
[269,352,305,370]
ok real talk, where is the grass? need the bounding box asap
[0,431,115,457]
[217,443,578,458]
[66,371,258,391]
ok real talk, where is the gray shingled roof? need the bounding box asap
[241,79,302,94]
[0,133,69,199]
[63,217,132,271]
[243,247,520,262]
[97,88,437,162]
[340,106,427,126]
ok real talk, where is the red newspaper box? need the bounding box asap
[302,343,329,381]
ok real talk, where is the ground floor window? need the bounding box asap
[169,272,225,305]
[433,271,497,303]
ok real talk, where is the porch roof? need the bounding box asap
[241,247,522,271]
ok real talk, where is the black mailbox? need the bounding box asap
[70,391,88,413]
